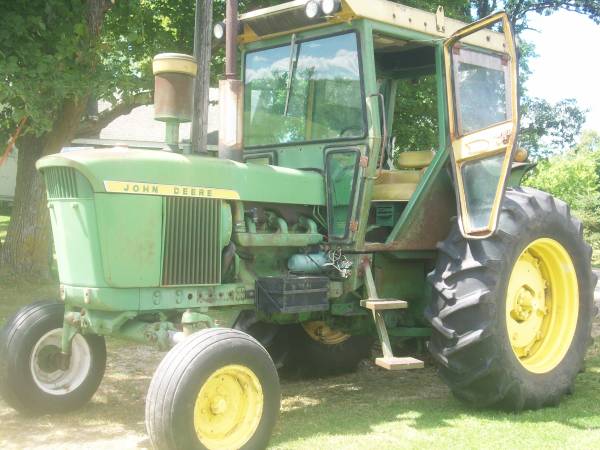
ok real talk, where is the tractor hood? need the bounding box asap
[37,147,325,206]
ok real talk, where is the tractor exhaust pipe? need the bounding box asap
[225,0,238,80]
[218,0,243,161]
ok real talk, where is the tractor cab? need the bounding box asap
[233,0,518,248]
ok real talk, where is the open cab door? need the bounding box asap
[444,12,518,238]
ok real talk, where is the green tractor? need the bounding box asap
[1,1,596,449]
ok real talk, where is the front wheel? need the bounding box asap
[426,188,596,410]
[145,328,280,450]
[0,301,106,414]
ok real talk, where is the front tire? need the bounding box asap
[426,188,596,410]
[0,301,106,414]
[145,328,280,450]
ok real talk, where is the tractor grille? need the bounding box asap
[44,167,79,199]
[162,197,222,286]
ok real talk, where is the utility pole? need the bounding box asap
[218,0,243,161]
[191,0,213,154]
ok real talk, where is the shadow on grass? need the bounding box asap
[1,278,599,449]
[0,279,58,326]
[271,347,600,448]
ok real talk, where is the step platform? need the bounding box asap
[375,356,424,371]
[360,299,407,310]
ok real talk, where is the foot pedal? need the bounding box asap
[375,356,424,371]
[360,299,407,310]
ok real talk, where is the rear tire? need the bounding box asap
[0,301,106,414]
[426,187,596,410]
[145,328,280,450]
[288,321,372,377]
[233,310,291,370]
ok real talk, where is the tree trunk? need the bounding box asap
[0,100,86,279]
[0,134,52,278]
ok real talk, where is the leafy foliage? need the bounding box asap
[520,98,587,159]
[0,1,97,137]
[525,133,600,263]
[393,76,439,153]
[504,0,600,29]
[524,149,600,203]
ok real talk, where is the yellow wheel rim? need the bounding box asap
[193,365,263,450]
[302,321,351,345]
[506,238,579,374]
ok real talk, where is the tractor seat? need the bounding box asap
[396,150,435,169]
[372,150,434,202]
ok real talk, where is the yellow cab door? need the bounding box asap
[444,12,518,238]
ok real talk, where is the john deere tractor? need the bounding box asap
[1,1,595,449]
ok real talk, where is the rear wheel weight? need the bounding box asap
[145,328,280,450]
[426,187,595,410]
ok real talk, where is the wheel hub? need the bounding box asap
[506,238,579,373]
[30,329,92,395]
[194,364,263,450]
[37,344,62,373]
[301,321,350,345]
[210,397,228,415]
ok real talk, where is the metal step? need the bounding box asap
[360,259,424,372]
[375,356,424,371]
[360,299,407,310]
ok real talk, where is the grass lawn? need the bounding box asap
[1,279,600,449]
[269,344,600,449]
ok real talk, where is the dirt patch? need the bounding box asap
[0,339,446,450]
[0,341,160,450]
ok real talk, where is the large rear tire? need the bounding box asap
[233,310,291,370]
[0,301,106,414]
[426,187,596,410]
[288,321,372,377]
[145,328,280,450]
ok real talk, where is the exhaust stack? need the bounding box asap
[152,53,197,153]
[218,0,243,161]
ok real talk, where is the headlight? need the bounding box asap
[321,0,341,15]
[213,22,225,40]
[305,0,321,19]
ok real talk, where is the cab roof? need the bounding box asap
[239,0,507,53]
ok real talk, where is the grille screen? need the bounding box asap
[162,197,222,286]
[44,167,79,199]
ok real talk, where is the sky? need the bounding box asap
[522,11,600,133]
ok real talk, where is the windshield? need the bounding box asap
[243,32,365,147]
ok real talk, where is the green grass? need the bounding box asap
[1,279,599,449]
[0,279,58,325]
[269,344,600,449]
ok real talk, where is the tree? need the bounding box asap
[0,0,117,278]
[574,130,600,153]
[520,98,587,159]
